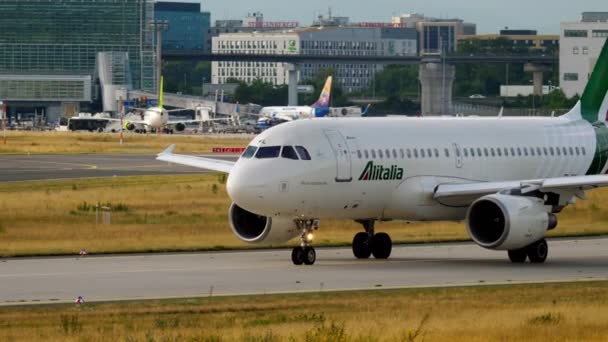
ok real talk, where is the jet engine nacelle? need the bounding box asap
[228,203,300,244]
[174,123,186,132]
[125,123,136,131]
[466,194,557,250]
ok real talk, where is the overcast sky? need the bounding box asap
[167,0,606,34]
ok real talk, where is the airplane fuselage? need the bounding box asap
[227,116,601,222]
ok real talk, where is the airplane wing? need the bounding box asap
[434,175,608,205]
[166,118,231,125]
[156,145,234,174]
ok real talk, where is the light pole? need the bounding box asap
[202,77,206,97]
[149,20,169,95]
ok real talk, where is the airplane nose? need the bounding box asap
[226,164,268,211]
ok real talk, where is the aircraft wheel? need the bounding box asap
[508,249,527,263]
[372,233,392,259]
[291,247,304,265]
[527,239,548,263]
[303,247,316,265]
[352,232,372,259]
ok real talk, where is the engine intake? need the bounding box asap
[466,194,555,250]
[228,203,300,244]
[174,123,186,132]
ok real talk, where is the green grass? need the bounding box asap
[1,281,607,341]
[0,131,251,154]
[1,175,608,257]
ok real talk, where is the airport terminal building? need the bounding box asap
[212,27,417,93]
[0,0,156,124]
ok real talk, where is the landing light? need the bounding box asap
[306,233,314,241]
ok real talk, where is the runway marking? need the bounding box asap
[2,277,607,307]
[4,158,98,169]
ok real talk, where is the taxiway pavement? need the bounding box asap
[1,237,607,305]
[0,154,238,181]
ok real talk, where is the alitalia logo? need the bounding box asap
[358,161,404,181]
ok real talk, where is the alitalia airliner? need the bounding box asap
[158,38,608,266]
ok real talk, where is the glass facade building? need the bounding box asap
[0,0,156,104]
[155,2,210,51]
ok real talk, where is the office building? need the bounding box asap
[0,0,155,121]
[155,2,211,51]
[212,27,417,93]
[560,12,608,97]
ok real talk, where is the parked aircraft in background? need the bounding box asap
[255,76,333,129]
[157,39,608,266]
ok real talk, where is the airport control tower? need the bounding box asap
[0,0,156,123]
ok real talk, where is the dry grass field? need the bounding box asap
[0,131,251,154]
[0,281,607,341]
[0,174,607,257]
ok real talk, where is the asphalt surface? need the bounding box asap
[1,237,607,305]
[0,154,239,181]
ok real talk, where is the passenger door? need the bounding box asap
[324,129,352,182]
[453,143,463,168]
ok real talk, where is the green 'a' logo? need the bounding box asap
[358,161,404,181]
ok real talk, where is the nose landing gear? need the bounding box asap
[291,219,319,265]
[353,220,392,259]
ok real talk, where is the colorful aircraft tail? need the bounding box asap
[158,76,164,109]
[564,38,608,123]
[362,103,372,116]
[312,76,332,109]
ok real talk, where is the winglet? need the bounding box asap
[159,144,176,156]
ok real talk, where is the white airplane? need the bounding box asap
[158,38,608,266]
[256,76,333,129]
[117,77,228,133]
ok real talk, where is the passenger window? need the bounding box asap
[256,146,281,159]
[241,145,258,158]
[414,149,419,158]
[421,149,426,158]
[575,147,580,155]
[434,149,439,157]
[537,147,542,156]
[464,148,469,158]
[295,146,311,160]
[497,148,502,157]
[364,150,369,159]
[357,150,362,159]
[371,150,376,158]
[543,147,548,156]
[569,147,574,155]
[563,147,568,155]
[477,148,482,157]
[281,146,299,160]
[523,148,528,156]
[427,148,432,157]
[379,149,383,159]
[445,148,450,157]
[510,147,516,156]
[484,148,488,157]
[516,147,521,156]
[400,149,405,159]
[503,147,509,156]
[469,148,475,157]
[556,147,561,156]
[386,149,391,158]
[392,149,397,159]
[407,149,412,158]
[549,147,554,156]
[582,147,587,155]
[455,148,460,158]
[490,148,495,157]
[530,148,535,156]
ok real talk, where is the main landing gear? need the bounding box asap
[352,220,392,259]
[291,219,319,266]
[507,239,548,264]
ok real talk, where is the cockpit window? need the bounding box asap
[295,146,311,160]
[241,146,257,159]
[255,146,281,159]
[281,146,299,160]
